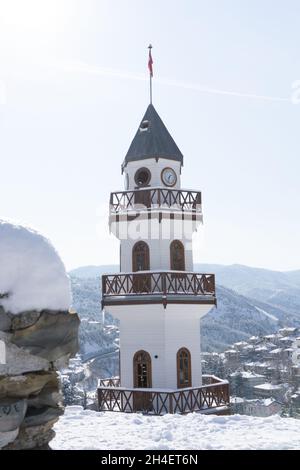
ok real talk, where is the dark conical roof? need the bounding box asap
[122,104,183,169]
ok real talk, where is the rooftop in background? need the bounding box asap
[122,104,184,170]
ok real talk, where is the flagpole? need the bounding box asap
[148,44,153,104]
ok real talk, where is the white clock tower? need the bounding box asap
[101,100,217,402]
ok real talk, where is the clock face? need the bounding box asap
[161,167,177,187]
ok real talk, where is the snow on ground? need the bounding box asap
[0,219,71,314]
[50,406,300,450]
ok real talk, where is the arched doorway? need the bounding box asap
[132,241,150,292]
[133,350,152,388]
[170,240,185,271]
[133,350,152,411]
[177,347,192,388]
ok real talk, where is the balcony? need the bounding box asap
[97,375,230,415]
[109,188,202,214]
[102,271,216,307]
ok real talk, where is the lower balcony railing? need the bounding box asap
[97,376,229,415]
[102,271,216,301]
[99,377,121,387]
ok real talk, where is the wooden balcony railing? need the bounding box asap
[99,377,121,387]
[110,188,202,213]
[102,272,216,301]
[97,376,230,415]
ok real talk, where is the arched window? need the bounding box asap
[133,350,152,388]
[170,240,185,271]
[132,241,150,293]
[132,241,150,272]
[177,347,192,388]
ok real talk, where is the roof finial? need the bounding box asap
[148,44,153,104]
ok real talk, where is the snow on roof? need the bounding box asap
[230,371,264,378]
[254,346,268,351]
[265,342,277,349]
[239,398,278,406]
[234,341,249,347]
[0,219,71,314]
[245,362,269,367]
[254,383,282,390]
[231,397,244,403]
[279,327,297,333]
[263,398,277,406]
[269,348,282,354]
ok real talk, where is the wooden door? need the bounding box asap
[132,241,150,293]
[133,350,152,411]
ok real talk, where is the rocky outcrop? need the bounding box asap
[0,308,80,450]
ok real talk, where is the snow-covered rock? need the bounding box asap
[0,219,71,314]
[51,406,300,450]
[0,220,79,449]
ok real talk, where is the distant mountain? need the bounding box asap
[285,270,300,285]
[195,263,300,293]
[202,285,283,352]
[70,265,117,279]
[195,263,300,319]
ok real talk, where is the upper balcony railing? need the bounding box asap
[102,271,215,302]
[109,188,202,214]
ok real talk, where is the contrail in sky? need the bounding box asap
[53,60,290,103]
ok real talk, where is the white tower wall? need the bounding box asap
[120,235,195,273]
[108,303,213,389]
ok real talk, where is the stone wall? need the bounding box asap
[0,306,80,449]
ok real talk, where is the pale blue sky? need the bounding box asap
[0,0,299,271]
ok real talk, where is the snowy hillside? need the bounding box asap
[196,263,300,320]
[70,276,118,358]
[51,406,300,450]
[201,285,282,352]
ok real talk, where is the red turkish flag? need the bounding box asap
[148,49,153,77]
